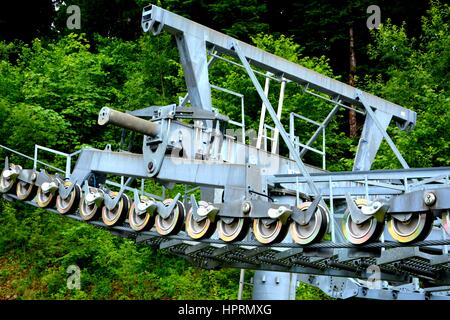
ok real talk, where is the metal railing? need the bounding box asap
[210,84,246,143]
[0,144,78,176]
[33,145,82,178]
[289,112,326,170]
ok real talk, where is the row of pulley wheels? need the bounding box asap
[2,171,449,245]
[2,174,328,243]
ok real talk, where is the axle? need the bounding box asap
[98,107,160,137]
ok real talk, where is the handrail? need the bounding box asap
[0,144,65,174]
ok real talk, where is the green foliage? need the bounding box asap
[296,283,332,300]
[208,0,268,39]
[0,198,251,300]
[366,0,450,169]
[2,104,72,155]
[161,0,268,41]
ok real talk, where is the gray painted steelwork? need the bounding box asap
[1,4,449,301]
[141,5,416,127]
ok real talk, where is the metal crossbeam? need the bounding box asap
[272,167,450,184]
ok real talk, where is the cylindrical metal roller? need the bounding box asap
[98,107,160,137]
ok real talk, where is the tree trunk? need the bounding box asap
[348,26,357,137]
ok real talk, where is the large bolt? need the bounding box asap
[424,192,436,206]
[147,161,154,172]
[242,201,251,214]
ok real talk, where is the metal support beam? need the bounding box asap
[299,275,450,300]
[256,75,271,149]
[271,79,286,154]
[232,41,320,196]
[252,271,296,300]
[353,109,393,171]
[299,104,339,158]
[356,90,409,169]
[272,167,450,183]
[174,33,213,111]
[141,4,416,128]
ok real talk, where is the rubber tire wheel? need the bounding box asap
[128,201,155,232]
[56,184,81,215]
[253,218,288,244]
[342,199,385,245]
[79,193,101,221]
[217,218,249,242]
[102,194,130,227]
[16,181,37,201]
[155,199,185,236]
[387,212,434,244]
[185,208,217,240]
[289,202,329,245]
[36,186,57,208]
[0,170,16,193]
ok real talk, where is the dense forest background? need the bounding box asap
[0,0,448,299]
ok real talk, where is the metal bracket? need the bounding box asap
[132,189,158,216]
[157,192,181,219]
[197,201,219,221]
[215,200,247,218]
[82,181,105,207]
[40,172,64,194]
[143,118,169,178]
[190,194,202,221]
[35,170,50,187]
[190,194,218,222]
[141,5,165,35]
[291,195,322,225]
[389,188,450,214]
[40,180,59,194]
[345,193,375,224]
[2,160,21,181]
[103,177,134,210]
[0,160,21,193]
[58,178,76,199]
[246,199,270,218]
[390,212,414,222]
[267,205,292,225]
[17,168,37,184]
[173,106,229,122]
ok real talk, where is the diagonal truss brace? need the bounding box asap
[231,41,321,198]
[356,90,409,169]
[299,102,340,158]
